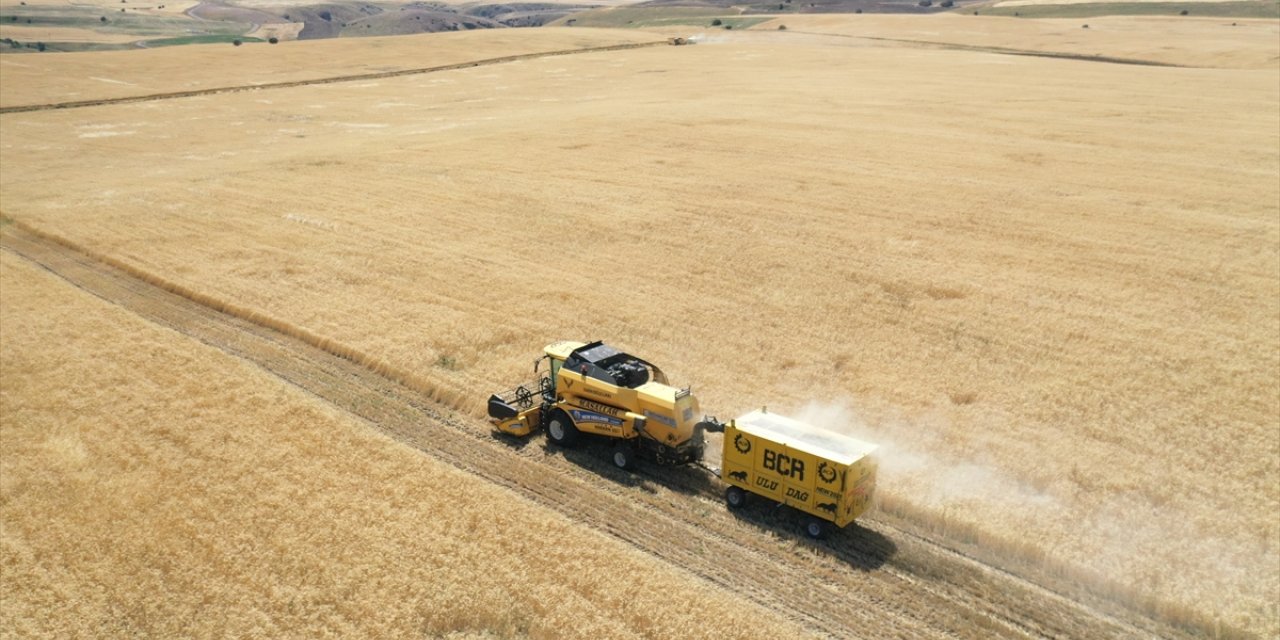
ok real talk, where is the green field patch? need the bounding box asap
[629,15,770,29]
[1,27,258,52]
[2,40,136,52]
[2,14,88,26]
[143,34,263,46]
[977,0,1278,18]
[0,5,250,38]
[101,15,249,36]
[706,16,772,28]
[557,6,771,28]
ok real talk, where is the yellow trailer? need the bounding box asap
[721,409,878,539]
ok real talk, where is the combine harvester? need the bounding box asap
[488,340,878,539]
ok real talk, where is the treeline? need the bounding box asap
[2,37,47,51]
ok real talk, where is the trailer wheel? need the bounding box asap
[546,410,579,447]
[803,517,827,540]
[611,444,634,470]
[725,486,747,509]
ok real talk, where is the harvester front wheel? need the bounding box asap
[545,410,580,447]
[725,486,747,509]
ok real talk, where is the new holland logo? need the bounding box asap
[569,409,622,427]
[563,378,574,388]
[818,461,837,484]
[734,433,751,454]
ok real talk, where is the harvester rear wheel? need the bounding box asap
[612,444,635,470]
[545,410,580,447]
[725,486,747,509]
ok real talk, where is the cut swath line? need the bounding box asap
[0,41,670,115]
[78,130,136,139]
[89,77,138,86]
[784,31,1188,68]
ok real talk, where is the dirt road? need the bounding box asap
[0,223,1204,639]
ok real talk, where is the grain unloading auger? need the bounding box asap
[488,341,880,539]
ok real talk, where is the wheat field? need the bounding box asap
[1,16,1277,636]
[0,28,658,108]
[757,13,1280,68]
[0,249,813,638]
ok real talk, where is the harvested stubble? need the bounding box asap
[0,250,811,639]
[0,27,661,110]
[755,13,1280,69]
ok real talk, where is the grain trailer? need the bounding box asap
[721,409,878,538]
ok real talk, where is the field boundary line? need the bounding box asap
[0,40,668,115]
[0,215,469,411]
[787,30,1187,67]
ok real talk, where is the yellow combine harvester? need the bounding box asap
[488,340,709,468]
[488,340,878,538]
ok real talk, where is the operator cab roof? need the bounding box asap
[733,410,877,466]
[544,340,587,360]
[573,342,624,364]
[564,340,669,389]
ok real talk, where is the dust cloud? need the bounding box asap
[702,431,724,469]
[787,400,1276,627]
[685,33,734,46]
[792,400,1057,512]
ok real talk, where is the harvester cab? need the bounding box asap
[488,341,709,468]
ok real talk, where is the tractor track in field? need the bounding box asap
[0,224,1204,639]
[0,40,667,115]
[787,30,1186,68]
